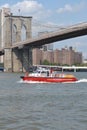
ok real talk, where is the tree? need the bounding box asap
[42,60,50,65]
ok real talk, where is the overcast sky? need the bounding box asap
[0,0,87,58]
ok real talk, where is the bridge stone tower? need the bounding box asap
[0,8,32,72]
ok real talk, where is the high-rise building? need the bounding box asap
[38,31,53,51]
[32,46,82,66]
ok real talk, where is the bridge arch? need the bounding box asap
[21,24,27,41]
[4,16,32,47]
[12,24,17,43]
[3,15,32,72]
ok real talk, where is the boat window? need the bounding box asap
[41,71,47,74]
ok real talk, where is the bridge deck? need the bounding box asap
[11,22,87,49]
[0,22,87,52]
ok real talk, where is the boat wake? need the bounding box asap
[17,80,47,84]
[17,78,87,84]
[63,78,87,84]
[76,78,87,83]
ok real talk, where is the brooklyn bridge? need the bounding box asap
[0,8,87,72]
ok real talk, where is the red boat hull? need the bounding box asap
[21,76,77,83]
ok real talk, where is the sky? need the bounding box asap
[0,0,87,59]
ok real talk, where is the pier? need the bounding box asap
[33,65,87,72]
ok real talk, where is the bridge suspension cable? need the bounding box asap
[32,19,66,37]
[32,19,65,29]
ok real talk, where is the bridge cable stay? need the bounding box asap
[32,19,67,37]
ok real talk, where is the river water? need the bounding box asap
[0,72,87,130]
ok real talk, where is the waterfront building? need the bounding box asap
[32,48,54,65]
[54,49,62,65]
[32,46,82,66]
[38,31,53,51]
[32,48,42,65]
[42,50,54,64]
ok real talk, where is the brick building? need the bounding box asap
[32,46,82,66]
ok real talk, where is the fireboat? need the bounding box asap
[20,67,78,83]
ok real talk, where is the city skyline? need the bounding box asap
[0,0,87,58]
